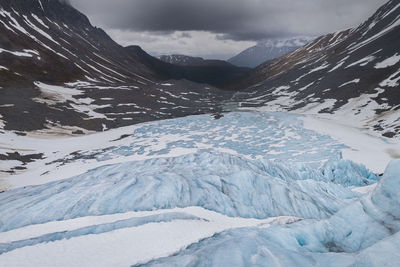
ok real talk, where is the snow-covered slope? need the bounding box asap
[228,37,314,68]
[0,0,155,84]
[1,0,399,140]
[0,0,237,132]
[231,0,400,138]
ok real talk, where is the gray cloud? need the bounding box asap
[179,32,192,39]
[70,0,383,41]
[68,0,384,59]
[58,0,72,5]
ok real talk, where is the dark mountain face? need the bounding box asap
[126,47,251,88]
[0,0,156,85]
[228,37,315,68]
[159,55,207,66]
[159,54,236,68]
[230,0,400,138]
[0,0,236,133]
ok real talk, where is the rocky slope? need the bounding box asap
[230,0,400,138]
[0,0,399,140]
[159,54,229,67]
[0,0,238,133]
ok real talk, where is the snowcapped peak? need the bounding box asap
[229,36,316,68]
[258,36,315,48]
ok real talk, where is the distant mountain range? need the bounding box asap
[127,47,250,87]
[159,54,232,67]
[228,37,315,68]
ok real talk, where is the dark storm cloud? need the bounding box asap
[70,0,383,41]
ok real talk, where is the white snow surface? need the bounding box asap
[0,48,33,57]
[0,207,298,267]
[32,82,113,120]
[301,115,400,173]
[375,53,400,69]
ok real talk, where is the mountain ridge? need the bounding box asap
[229,0,400,138]
[228,36,315,68]
[0,0,235,132]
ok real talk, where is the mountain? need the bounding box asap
[159,54,233,67]
[0,0,243,133]
[228,37,315,68]
[159,54,207,66]
[0,0,157,85]
[230,0,400,138]
[2,0,398,139]
[127,47,250,87]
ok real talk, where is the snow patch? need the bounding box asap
[375,53,400,69]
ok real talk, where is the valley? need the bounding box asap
[0,0,399,266]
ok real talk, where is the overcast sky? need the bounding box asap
[69,0,384,59]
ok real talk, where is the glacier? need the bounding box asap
[1,112,359,189]
[0,152,378,232]
[138,160,400,267]
[55,112,348,168]
[0,111,398,267]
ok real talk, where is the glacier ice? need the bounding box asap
[0,152,377,232]
[67,112,348,168]
[137,160,400,267]
[0,111,397,267]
